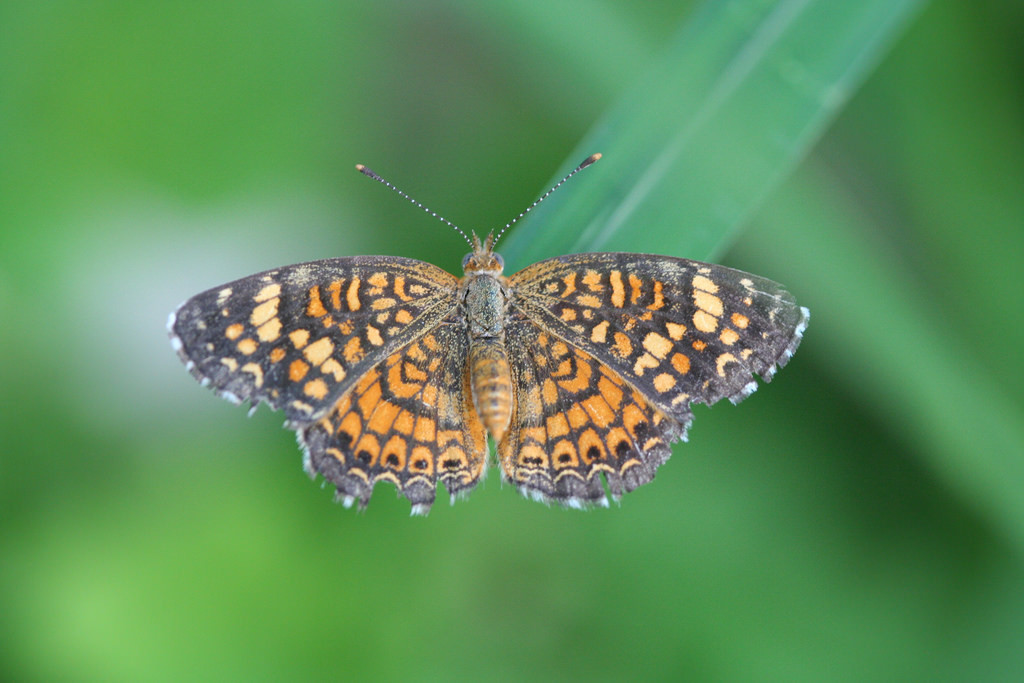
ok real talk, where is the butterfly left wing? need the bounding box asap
[169,256,458,423]
[299,316,488,514]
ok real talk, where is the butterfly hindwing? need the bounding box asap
[299,314,487,514]
[498,316,683,506]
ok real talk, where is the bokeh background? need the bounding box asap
[2,1,1023,680]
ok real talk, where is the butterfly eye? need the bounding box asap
[493,254,504,270]
[461,253,473,270]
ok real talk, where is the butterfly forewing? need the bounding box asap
[170,256,458,422]
[508,253,809,428]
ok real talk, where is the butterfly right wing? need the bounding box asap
[299,316,488,514]
[169,256,459,423]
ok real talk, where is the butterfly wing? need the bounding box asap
[299,316,488,513]
[508,253,809,429]
[499,316,683,506]
[169,256,459,423]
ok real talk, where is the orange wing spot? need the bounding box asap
[604,426,631,453]
[642,331,672,359]
[560,307,577,321]
[694,290,723,317]
[552,440,579,468]
[352,433,381,466]
[306,286,328,317]
[303,337,335,366]
[716,353,739,377]
[393,276,411,301]
[421,334,440,352]
[557,356,592,393]
[269,347,286,363]
[523,426,546,444]
[220,357,238,372]
[343,336,365,363]
[413,416,437,443]
[346,278,361,311]
[577,294,601,308]
[320,358,345,381]
[609,270,625,307]
[546,413,570,438]
[393,409,414,436]
[368,272,388,288]
[622,403,647,440]
[395,309,413,324]
[366,325,384,347]
[225,323,244,340]
[367,399,401,435]
[560,272,577,297]
[338,409,363,443]
[409,445,434,475]
[357,378,383,416]
[254,283,281,302]
[304,378,328,400]
[566,403,589,430]
[597,375,624,410]
[289,329,310,348]
[692,339,708,351]
[289,358,309,382]
[216,287,233,305]
[517,444,549,469]
[720,328,740,345]
[541,378,558,406]
[408,283,428,296]
[671,352,691,375]
[403,360,427,382]
[371,297,397,310]
[257,318,282,342]
[388,362,423,399]
[578,429,607,463]
[653,372,676,393]
[692,275,718,294]
[613,332,633,357]
[665,321,687,340]
[237,338,258,355]
[740,348,754,360]
[328,279,343,310]
[693,310,718,333]
[421,383,438,406]
[591,319,609,343]
[381,436,408,469]
[241,362,264,387]
[582,269,603,291]
[647,280,665,310]
[628,273,643,304]
[732,312,750,329]
[582,394,615,428]
[633,352,658,377]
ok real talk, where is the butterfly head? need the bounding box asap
[461,232,505,275]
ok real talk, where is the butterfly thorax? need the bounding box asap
[461,232,513,443]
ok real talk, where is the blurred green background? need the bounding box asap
[2,1,1023,680]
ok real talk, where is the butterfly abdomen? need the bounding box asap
[468,341,512,443]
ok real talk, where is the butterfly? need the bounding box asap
[168,154,809,514]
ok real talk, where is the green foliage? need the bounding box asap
[2,1,1022,681]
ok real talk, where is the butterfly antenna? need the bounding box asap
[490,153,602,248]
[356,163,474,248]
